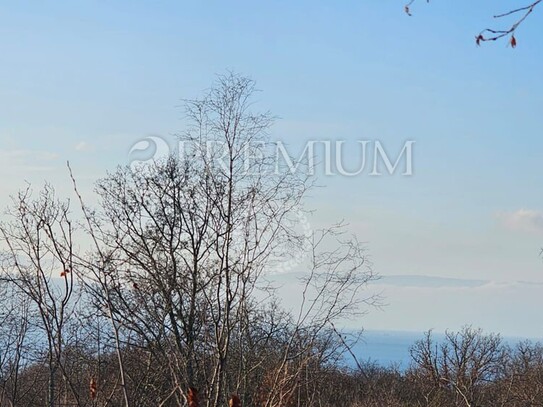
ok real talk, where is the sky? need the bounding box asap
[1,1,543,337]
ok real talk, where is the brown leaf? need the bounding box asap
[476,34,484,46]
[89,378,97,400]
[405,5,412,16]
[229,394,241,407]
[187,387,199,407]
[510,35,517,48]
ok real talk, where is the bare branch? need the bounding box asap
[405,0,542,47]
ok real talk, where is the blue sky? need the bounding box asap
[1,1,543,337]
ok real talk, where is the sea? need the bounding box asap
[349,330,542,371]
[349,330,423,370]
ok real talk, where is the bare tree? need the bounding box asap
[51,74,300,407]
[85,73,312,406]
[259,225,377,407]
[0,281,32,407]
[410,326,508,407]
[67,73,378,407]
[0,185,83,407]
[494,341,543,406]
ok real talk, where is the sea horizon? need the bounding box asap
[351,329,543,370]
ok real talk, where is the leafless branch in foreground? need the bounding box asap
[405,0,542,47]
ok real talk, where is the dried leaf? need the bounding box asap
[510,35,517,48]
[188,387,199,407]
[89,378,97,400]
[229,394,241,407]
[476,34,484,46]
[405,5,412,16]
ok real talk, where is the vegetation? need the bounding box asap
[0,74,376,407]
[1,75,541,407]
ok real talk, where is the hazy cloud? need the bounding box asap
[497,209,543,234]
[374,274,488,288]
[0,149,59,171]
[74,141,94,152]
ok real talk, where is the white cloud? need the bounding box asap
[74,141,94,152]
[497,209,543,234]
